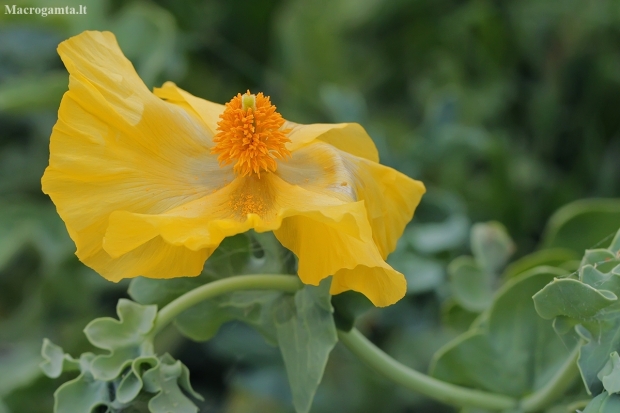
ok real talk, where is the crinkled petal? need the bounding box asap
[99,135,408,303]
[41,31,231,281]
[330,265,407,307]
[275,140,357,202]
[344,153,425,258]
[285,122,379,162]
[277,141,425,259]
[153,81,225,138]
[103,173,363,259]
[103,181,250,258]
[88,238,211,282]
[274,203,406,307]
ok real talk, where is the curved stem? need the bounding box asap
[338,328,518,411]
[520,344,580,412]
[151,274,303,336]
[147,275,579,412]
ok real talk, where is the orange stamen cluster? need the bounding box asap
[212,91,291,177]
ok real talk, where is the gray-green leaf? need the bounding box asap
[470,221,515,275]
[274,280,338,413]
[598,352,620,394]
[432,267,572,397]
[582,392,620,413]
[142,355,203,413]
[448,256,493,312]
[84,299,157,381]
[53,354,111,413]
[40,339,79,379]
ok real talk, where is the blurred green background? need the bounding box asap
[2,0,620,412]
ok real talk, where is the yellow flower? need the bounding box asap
[41,31,425,307]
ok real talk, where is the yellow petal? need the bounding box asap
[153,81,225,138]
[274,203,406,307]
[275,140,357,202]
[278,140,425,259]
[57,31,146,124]
[87,237,211,282]
[44,31,424,304]
[103,181,251,257]
[330,264,407,308]
[346,154,426,258]
[41,31,231,281]
[102,172,361,258]
[286,122,379,162]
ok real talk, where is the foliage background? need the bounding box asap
[1,0,620,412]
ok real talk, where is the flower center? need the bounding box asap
[228,175,275,219]
[212,91,291,177]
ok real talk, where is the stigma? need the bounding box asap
[212,91,291,177]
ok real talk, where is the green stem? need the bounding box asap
[338,328,518,411]
[147,274,579,412]
[520,344,580,412]
[338,328,581,412]
[150,274,303,336]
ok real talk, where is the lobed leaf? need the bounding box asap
[115,356,159,404]
[142,355,203,413]
[432,267,571,397]
[581,249,618,273]
[84,299,157,381]
[274,280,338,413]
[533,228,620,394]
[40,339,79,379]
[44,339,202,413]
[582,392,620,413]
[174,290,284,343]
[53,353,111,413]
[598,352,620,395]
[533,277,617,321]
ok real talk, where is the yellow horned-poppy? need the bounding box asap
[42,31,425,307]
